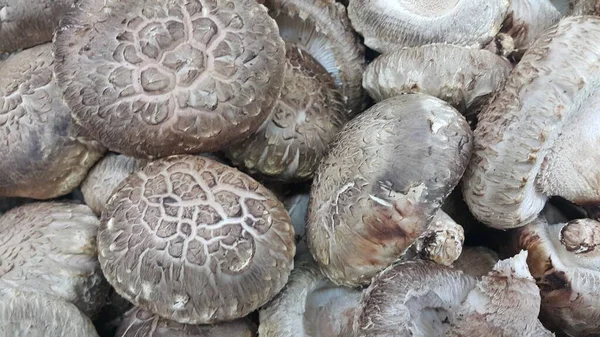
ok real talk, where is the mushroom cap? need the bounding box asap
[347,0,509,53]
[0,43,105,199]
[0,0,76,52]
[97,155,296,324]
[53,0,286,158]
[409,210,465,267]
[0,202,107,317]
[226,45,346,181]
[500,0,561,53]
[265,0,366,116]
[362,44,512,116]
[462,16,600,229]
[116,307,256,337]
[0,286,99,337]
[307,93,472,287]
[259,258,361,337]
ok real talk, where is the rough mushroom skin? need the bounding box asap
[362,44,512,117]
[346,0,509,53]
[0,286,99,337]
[0,43,105,199]
[307,93,473,287]
[0,202,107,317]
[259,257,361,337]
[265,0,366,117]
[53,0,286,158]
[462,16,600,229]
[97,155,296,324]
[0,0,76,53]
[115,307,256,337]
[226,45,346,181]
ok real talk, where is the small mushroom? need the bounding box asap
[53,0,286,158]
[97,155,296,324]
[0,43,105,199]
[307,93,472,287]
[0,286,99,337]
[347,0,509,53]
[462,16,600,229]
[0,202,108,317]
[115,307,256,337]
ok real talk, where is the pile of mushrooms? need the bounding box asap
[0,0,599,336]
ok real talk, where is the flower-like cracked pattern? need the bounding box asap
[54,0,286,158]
[98,155,295,324]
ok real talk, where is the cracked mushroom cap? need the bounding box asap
[259,257,361,337]
[226,45,346,181]
[0,43,105,199]
[53,0,286,158]
[363,44,512,117]
[115,307,256,337]
[265,0,366,117]
[0,202,107,317]
[97,155,296,324]
[0,0,76,52]
[347,0,509,53]
[0,286,99,337]
[307,93,473,287]
[462,16,600,229]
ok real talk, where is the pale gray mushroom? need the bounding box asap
[0,202,108,317]
[0,286,99,337]
[462,16,600,229]
[259,257,361,337]
[307,93,472,287]
[362,44,512,117]
[347,0,509,53]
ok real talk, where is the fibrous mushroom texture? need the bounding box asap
[265,0,366,117]
[462,16,600,229]
[259,257,361,337]
[0,202,107,317]
[53,0,286,158]
[307,93,473,287]
[347,0,509,53]
[97,155,296,324]
[407,210,465,267]
[226,45,346,181]
[353,251,553,337]
[0,43,105,199]
[0,0,76,52]
[115,307,256,337]
[362,44,512,117]
[0,286,99,337]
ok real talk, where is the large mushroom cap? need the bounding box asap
[347,0,509,53]
[53,0,286,158]
[0,202,107,317]
[0,43,105,199]
[307,93,473,287]
[98,155,296,324]
[226,44,346,181]
[463,16,600,229]
[0,286,99,337]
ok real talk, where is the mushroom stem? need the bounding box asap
[560,218,600,256]
[409,210,465,266]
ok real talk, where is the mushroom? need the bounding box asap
[259,257,361,337]
[307,93,472,287]
[353,251,553,337]
[362,44,512,119]
[53,0,286,158]
[0,42,105,199]
[264,0,366,117]
[347,0,509,53]
[283,192,310,257]
[97,155,296,324]
[0,0,76,53]
[568,0,600,15]
[226,44,346,181]
[451,246,499,279]
[0,202,108,317]
[462,16,600,229]
[115,307,256,337]
[0,286,99,337]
